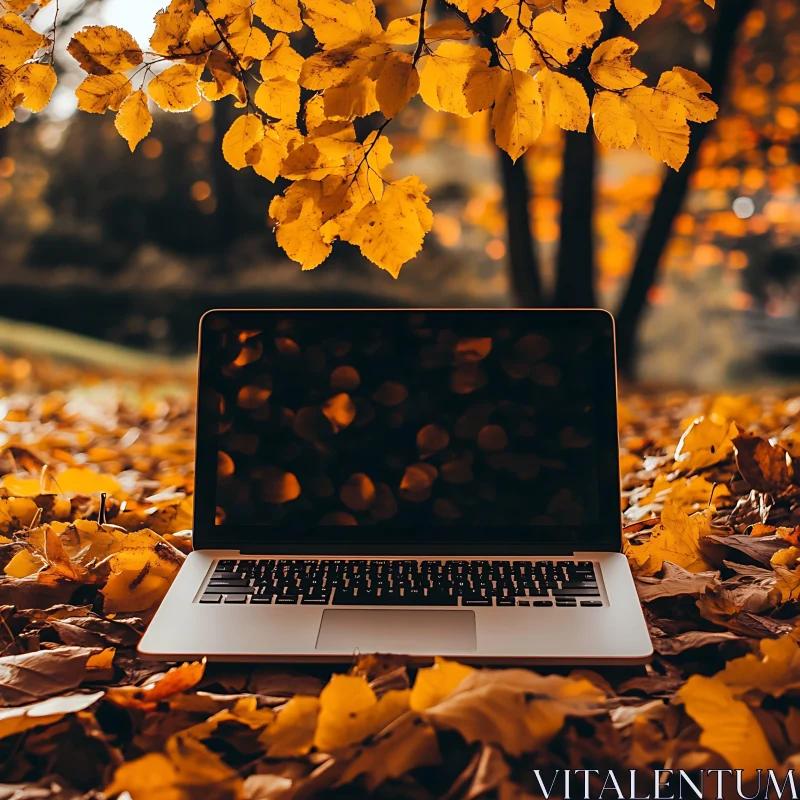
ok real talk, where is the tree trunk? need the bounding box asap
[212,101,241,249]
[615,0,756,377]
[498,150,542,306]
[553,126,597,307]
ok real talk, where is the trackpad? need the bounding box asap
[316,609,477,653]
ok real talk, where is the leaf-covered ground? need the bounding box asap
[1,352,800,799]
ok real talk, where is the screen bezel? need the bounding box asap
[192,309,622,555]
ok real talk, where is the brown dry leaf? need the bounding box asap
[733,432,793,495]
[0,646,98,706]
[0,690,104,740]
[421,668,605,757]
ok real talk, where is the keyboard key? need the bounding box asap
[462,596,492,607]
[551,588,600,596]
[210,585,254,594]
[200,594,222,603]
[495,597,515,606]
[518,600,530,606]
[250,596,274,604]
[580,600,603,607]
[301,596,330,605]
[532,600,553,607]
[224,595,248,604]
[275,594,299,604]
[556,599,577,606]
[209,580,250,587]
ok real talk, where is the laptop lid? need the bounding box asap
[192,309,621,556]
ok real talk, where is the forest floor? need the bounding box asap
[0,348,799,799]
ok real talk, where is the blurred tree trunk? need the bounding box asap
[615,0,756,377]
[212,101,241,248]
[553,127,597,307]
[499,151,542,306]
[552,9,622,308]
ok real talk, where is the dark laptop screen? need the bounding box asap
[194,310,621,554]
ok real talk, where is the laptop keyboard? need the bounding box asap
[198,559,603,608]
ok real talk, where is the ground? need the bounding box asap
[1,350,799,799]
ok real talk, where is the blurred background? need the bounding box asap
[0,0,798,388]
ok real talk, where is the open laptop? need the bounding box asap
[139,309,652,664]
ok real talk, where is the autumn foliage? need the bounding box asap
[1,0,718,277]
[1,353,800,795]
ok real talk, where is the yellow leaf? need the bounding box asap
[625,500,712,576]
[99,529,185,613]
[425,19,473,42]
[299,41,388,90]
[418,42,493,117]
[107,660,205,710]
[655,66,717,123]
[249,126,289,181]
[4,549,45,578]
[532,6,602,65]
[592,90,636,149]
[302,0,383,49]
[679,675,776,780]
[261,696,320,757]
[536,68,589,132]
[614,0,661,30]
[346,175,433,277]
[107,736,241,800]
[674,415,738,471]
[232,25,271,63]
[511,34,540,72]
[376,51,419,118]
[491,68,543,161]
[588,37,646,90]
[222,113,265,169]
[468,0,497,22]
[86,647,115,670]
[410,657,475,710]
[255,77,301,121]
[15,63,56,112]
[382,14,419,45]
[0,67,22,129]
[717,635,800,699]
[255,0,303,32]
[115,89,153,152]
[0,14,47,70]
[324,76,378,120]
[53,467,121,496]
[67,25,142,74]
[150,0,197,57]
[260,32,304,81]
[622,85,689,170]
[75,73,132,114]
[148,64,201,112]
[313,674,410,751]
[270,180,334,269]
[199,51,245,103]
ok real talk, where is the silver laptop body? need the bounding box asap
[140,309,652,664]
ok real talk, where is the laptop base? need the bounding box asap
[139,550,653,665]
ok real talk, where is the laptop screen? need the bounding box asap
[194,310,621,554]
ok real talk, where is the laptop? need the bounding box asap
[139,309,652,664]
